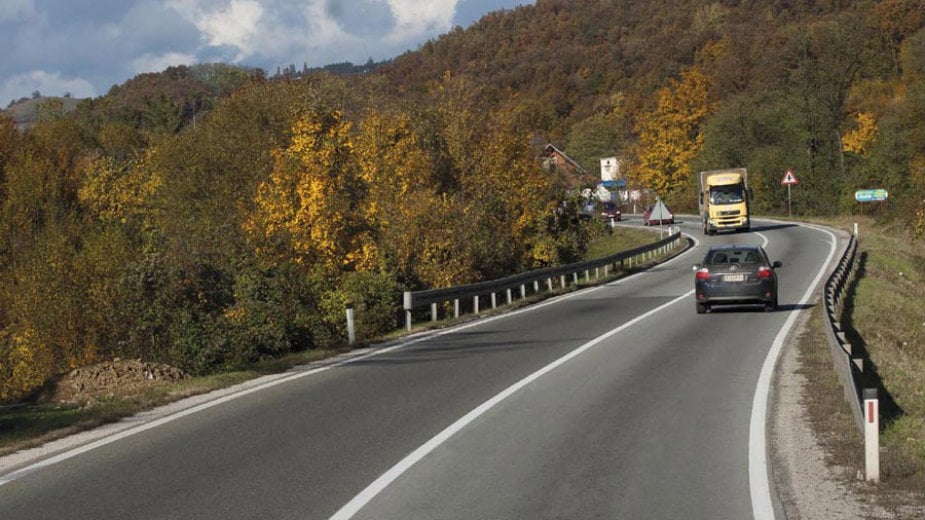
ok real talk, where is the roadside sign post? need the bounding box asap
[781,169,799,217]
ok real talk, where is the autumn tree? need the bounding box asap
[0,118,97,399]
[248,108,370,273]
[633,66,714,200]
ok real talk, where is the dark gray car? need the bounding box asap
[693,245,781,314]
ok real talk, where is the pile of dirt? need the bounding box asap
[39,359,188,404]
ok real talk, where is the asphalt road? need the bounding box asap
[0,217,840,520]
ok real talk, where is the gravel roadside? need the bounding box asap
[771,307,905,519]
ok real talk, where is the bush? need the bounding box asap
[319,271,401,346]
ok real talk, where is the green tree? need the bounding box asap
[565,107,626,180]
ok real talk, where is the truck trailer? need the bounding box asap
[698,168,751,235]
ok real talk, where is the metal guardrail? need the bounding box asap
[402,229,685,331]
[822,232,865,431]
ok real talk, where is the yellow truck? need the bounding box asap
[698,168,751,235]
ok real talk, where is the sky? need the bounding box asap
[1,0,534,105]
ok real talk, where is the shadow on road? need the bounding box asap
[703,302,814,313]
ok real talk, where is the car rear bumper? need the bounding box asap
[695,281,776,304]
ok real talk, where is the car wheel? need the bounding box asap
[765,297,778,312]
[696,301,707,314]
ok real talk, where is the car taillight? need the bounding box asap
[757,266,773,279]
[696,268,710,280]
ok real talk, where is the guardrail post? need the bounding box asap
[431,302,438,322]
[491,293,497,309]
[454,299,460,319]
[573,272,579,285]
[864,388,880,482]
[346,304,356,345]
[506,288,512,305]
[560,274,567,288]
[547,278,553,292]
[474,295,480,314]
[534,280,540,293]
[604,265,609,277]
[584,270,590,283]
[520,284,526,299]
[854,222,858,237]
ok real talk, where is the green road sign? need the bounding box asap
[854,189,888,202]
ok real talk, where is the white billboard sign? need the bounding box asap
[600,157,619,181]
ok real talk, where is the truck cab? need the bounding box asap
[699,168,751,235]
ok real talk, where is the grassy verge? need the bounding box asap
[583,221,667,259]
[1,225,662,458]
[799,216,924,511]
[0,348,344,457]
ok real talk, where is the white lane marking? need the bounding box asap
[328,290,695,520]
[0,239,697,486]
[749,223,838,520]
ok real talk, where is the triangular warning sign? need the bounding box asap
[782,169,799,185]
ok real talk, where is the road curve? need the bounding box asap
[0,216,842,520]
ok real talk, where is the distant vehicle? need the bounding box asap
[693,245,781,314]
[600,201,622,222]
[643,200,673,225]
[698,168,751,235]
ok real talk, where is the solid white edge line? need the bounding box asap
[328,289,695,520]
[0,234,697,486]
[748,222,838,520]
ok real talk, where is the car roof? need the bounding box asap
[707,244,763,252]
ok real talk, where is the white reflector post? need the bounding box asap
[864,388,880,482]
[346,304,356,345]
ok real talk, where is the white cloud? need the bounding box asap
[386,0,456,41]
[198,0,263,57]
[0,0,37,23]
[132,52,197,74]
[0,0,532,102]
[163,0,459,65]
[166,0,264,62]
[0,71,97,104]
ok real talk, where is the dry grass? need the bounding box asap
[799,216,924,512]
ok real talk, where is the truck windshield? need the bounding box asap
[710,186,744,204]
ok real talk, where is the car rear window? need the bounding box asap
[707,250,762,264]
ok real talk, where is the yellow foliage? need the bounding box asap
[355,111,435,225]
[78,152,162,223]
[247,109,377,274]
[842,112,877,155]
[0,327,55,402]
[634,66,714,196]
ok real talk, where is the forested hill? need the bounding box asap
[0,1,922,402]
[382,0,924,213]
